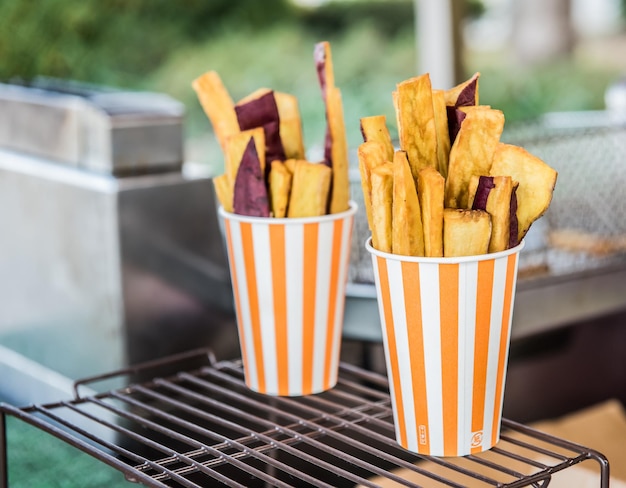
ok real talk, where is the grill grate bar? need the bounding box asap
[149,376,467,488]
[119,383,393,488]
[204,364,517,486]
[1,352,610,488]
[196,366,479,486]
[85,393,316,488]
[55,399,252,488]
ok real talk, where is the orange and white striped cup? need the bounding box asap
[219,202,356,396]
[366,238,525,457]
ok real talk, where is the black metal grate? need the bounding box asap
[1,349,610,487]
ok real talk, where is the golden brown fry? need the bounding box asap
[283,158,299,176]
[287,161,331,218]
[394,74,439,181]
[417,167,444,257]
[468,175,516,253]
[225,128,266,185]
[326,86,351,214]
[284,158,297,174]
[192,71,240,152]
[470,176,518,252]
[432,89,450,179]
[444,72,480,107]
[490,143,558,242]
[370,163,394,253]
[360,115,394,162]
[445,106,505,209]
[443,208,491,257]
[213,173,233,213]
[275,92,306,160]
[269,160,292,218]
[357,141,389,236]
[314,41,335,92]
[392,151,425,257]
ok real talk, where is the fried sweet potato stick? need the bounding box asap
[394,73,438,181]
[233,137,270,217]
[269,160,292,218]
[360,115,394,162]
[392,151,425,257]
[469,175,516,253]
[235,89,285,163]
[369,163,394,253]
[315,41,351,214]
[225,128,265,186]
[444,72,480,107]
[490,143,557,243]
[357,140,389,236]
[275,92,306,160]
[192,71,240,152]
[287,161,332,218]
[417,167,444,257]
[443,208,491,257]
[445,106,505,209]
[432,89,451,179]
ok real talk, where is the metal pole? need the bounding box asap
[0,412,8,488]
[414,0,464,89]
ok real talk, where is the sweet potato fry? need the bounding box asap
[225,128,265,186]
[315,41,351,214]
[325,86,351,214]
[287,161,331,218]
[370,163,394,253]
[417,167,444,257]
[392,151,425,257]
[490,143,557,243]
[192,71,240,152]
[445,106,505,209]
[357,140,389,236]
[394,74,438,181]
[360,115,394,162]
[275,92,305,160]
[283,158,297,174]
[314,41,335,98]
[233,138,270,217]
[432,89,450,179]
[235,89,285,163]
[469,175,515,253]
[444,72,480,107]
[443,208,491,257]
[269,160,292,218]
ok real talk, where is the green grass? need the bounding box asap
[4,416,131,487]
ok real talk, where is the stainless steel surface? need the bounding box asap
[0,148,238,403]
[0,350,610,488]
[0,81,184,174]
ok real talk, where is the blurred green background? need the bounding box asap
[1,0,624,170]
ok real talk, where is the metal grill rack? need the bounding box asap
[1,349,609,487]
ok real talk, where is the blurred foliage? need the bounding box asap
[465,0,487,19]
[296,1,415,37]
[0,0,294,85]
[0,0,620,170]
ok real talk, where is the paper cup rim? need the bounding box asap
[219,200,358,224]
[365,237,525,264]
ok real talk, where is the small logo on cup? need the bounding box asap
[471,431,483,448]
[418,425,428,445]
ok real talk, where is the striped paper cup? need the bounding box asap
[219,202,356,396]
[366,238,525,457]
